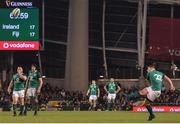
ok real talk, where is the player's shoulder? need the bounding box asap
[154,69,164,75]
[28,70,32,73]
[13,73,18,77]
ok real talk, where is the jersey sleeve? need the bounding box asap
[11,75,15,82]
[106,82,109,89]
[115,83,119,90]
[37,72,42,79]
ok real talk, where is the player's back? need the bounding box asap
[148,69,164,91]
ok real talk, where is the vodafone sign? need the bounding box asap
[133,106,180,112]
[0,41,39,50]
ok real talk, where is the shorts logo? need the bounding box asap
[5,0,11,7]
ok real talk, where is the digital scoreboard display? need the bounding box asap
[0,0,42,50]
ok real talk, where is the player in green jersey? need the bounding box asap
[24,64,43,116]
[7,66,27,116]
[86,80,100,111]
[128,63,175,121]
[104,78,121,111]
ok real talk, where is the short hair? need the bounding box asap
[148,62,157,68]
[17,66,23,71]
[31,64,38,68]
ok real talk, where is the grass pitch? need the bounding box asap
[0,111,179,123]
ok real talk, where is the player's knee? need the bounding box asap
[139,89,148,96]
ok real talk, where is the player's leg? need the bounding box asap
[24,88,31,115]
[111,94,116,111]
[18,90,25,116]
[127,87,148,101]
[88,96,93,111]
[145,87,160,121]
[34,96,39,115]
[145,101,155,121]
[92,96,97,111]
[107,94,112,111]
[12,91,18,116]
[33,88,39,115]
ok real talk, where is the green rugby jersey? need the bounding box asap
[147,69,164,91]
[12,73,25,91]
[88,84,99,95]
[28,70,41,89]
[106,82,118,94]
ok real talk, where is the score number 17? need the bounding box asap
[30,25,35,29]
[29,25,35,37]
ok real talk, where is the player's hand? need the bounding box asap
[37,89,41,94]
[7,88,11,94]
[170,86,175,92]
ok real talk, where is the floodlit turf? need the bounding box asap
[0,111,179,123]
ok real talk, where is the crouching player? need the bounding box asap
[8,66,27,116]
[128,63,175,121]
[24,64,43,116]
[86,80,100,111]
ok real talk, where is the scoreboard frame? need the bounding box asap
[0,0,44,51]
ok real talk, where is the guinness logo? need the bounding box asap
[5,0,11,7]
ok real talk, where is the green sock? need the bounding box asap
[112,102,115,110]
[24,103,28,114]
[20,105,24,113]
[34,102,39,112]
[107,103,111,110]
[146,105,153,116]
[13,104,17,113]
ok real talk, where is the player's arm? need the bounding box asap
[116,85,121,94]
[163,75,175,91]
[7,80,13,94]
[104,84,108,93]
[97,88,100,98]
[37,77,43,94]
[19,74,27,81]
[86,89,90,96]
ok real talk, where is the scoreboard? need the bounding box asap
[0,0,42,50]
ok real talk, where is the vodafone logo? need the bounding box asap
[137,108,141,111]
[0,41,39,50]
[3,43,9,48]
[170,108,174,112]
[3,42,35,48]
[133,106,180,112]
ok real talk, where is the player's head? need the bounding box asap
[92,80,96,84]
[147,62,156,72]
[110,78,114,83]
[17,66,23,73]
[31,64,37,71]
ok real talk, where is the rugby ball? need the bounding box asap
[12,8,20,17]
